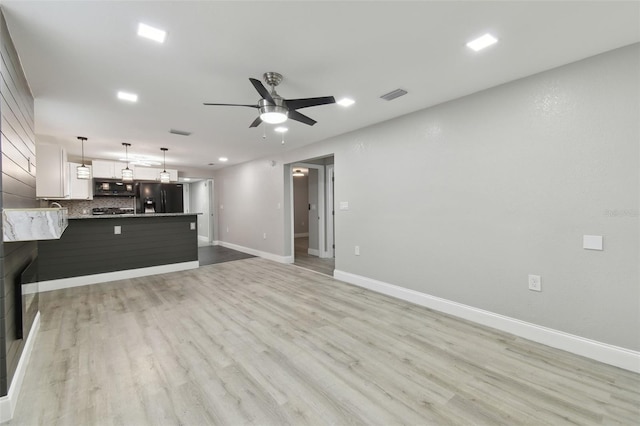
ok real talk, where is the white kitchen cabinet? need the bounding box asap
[133,166,178,182]
[36,143,69,199]
[92,160,129,179]
[68,162,93,200]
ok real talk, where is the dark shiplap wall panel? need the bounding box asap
[38,216,198,281]
[0,11,37,396]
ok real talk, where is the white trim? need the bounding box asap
[325,164,334,258]
[294,232,309,238]
[333,270,640,373]
[219,241,294,264]
[198,235,209,244]
[0,311,40,423]
[211,240,220,246]
[307,248,320,256]
[36,261,200,293]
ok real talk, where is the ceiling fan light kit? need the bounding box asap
[204,72,336,129]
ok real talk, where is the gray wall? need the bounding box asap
[214,44,640,351]
[0,11,38,396]
[293,174,309,235]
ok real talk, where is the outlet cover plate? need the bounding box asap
[528,274,541,292]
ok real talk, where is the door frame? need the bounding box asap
[325,164,334,258]
[289,162,326,259]
[207,178,215,245]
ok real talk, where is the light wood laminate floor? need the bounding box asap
[8,258,639,425]
[294,237,335,276]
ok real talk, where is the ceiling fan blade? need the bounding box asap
[249,116,262,128]
[288,110,317,126]
[249,78,275,104]
[203,103,258,108]
[285,96,336,110]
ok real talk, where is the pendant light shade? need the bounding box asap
[160,147,170,183]
[122,142,133,182]
[76,136,90,179]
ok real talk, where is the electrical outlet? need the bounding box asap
[190,222,196,230]
[226,226,229,233]
[263,233,267,239]
[528,274,541,292]
[355,245,360,256]
[114,226,121,235]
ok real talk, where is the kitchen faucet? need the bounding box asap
[50,202,62,208]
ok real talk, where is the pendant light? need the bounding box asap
[293,169,305,177]
[76,136,90,179]
[160,148,170,183]
[121,143,133,182]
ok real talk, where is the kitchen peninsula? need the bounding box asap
[37,212,200,291]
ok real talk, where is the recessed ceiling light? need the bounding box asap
[117,91,138,102]
[183,178,191,181]
[218,157,228,162]
[337,98,355,107]
[137,23,167,43]
[274,127,288,133]
[466,33,498,52]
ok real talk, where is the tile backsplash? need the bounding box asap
[39,197,137,216]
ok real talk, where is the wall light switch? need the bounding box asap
[354,245,360,256]
[583,235,603,250]
[190,222,196,230]
[263,233,267,239]
[114,226,121,235]
[339,201,349,211]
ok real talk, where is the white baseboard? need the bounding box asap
[333,270,640,373]
[307,248,320,256]
[211,240,220,246]
[218,241,294,264]
[294,232,309,238]
[198,235,209,244]
[0,311,40,423]
[35,261,200,293]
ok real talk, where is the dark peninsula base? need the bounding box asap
[38,214,198,282]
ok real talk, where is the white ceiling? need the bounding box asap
[1,1,638,178]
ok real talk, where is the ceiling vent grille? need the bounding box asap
[380,88,408,101]
[169,129,192,136]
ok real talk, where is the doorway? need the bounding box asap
[289,157,335,276]
[187,179,214,246]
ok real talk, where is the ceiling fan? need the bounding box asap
[204,72,335,127]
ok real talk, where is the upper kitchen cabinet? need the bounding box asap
[36,143,69,199]
[133,166,178,182]
[68,162,93,200]
[92,159,128,179]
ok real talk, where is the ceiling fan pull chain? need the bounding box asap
[263,126,267,140]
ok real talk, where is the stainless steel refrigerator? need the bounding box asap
[136,183,184,213]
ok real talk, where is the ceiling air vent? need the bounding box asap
[169,129,192,136]
[380,88,408,101]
